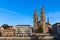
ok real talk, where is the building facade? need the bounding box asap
[2,29,15,37]
[0,27,4,36]
[33,6,51,33]
[13,25,32,36]
[33,9,38,32]
[52,23,60,35]
[2,27,15,37]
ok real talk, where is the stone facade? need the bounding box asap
[2,29,15,37]
[33,6,51,33]
[13,25,32,36]
[40,6,46,33]
[2,27,15,37]
[33,9,38,32]
[0,25,32,37]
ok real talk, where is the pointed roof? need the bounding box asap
[34,8,38,19]
[41,6,44,13]
[34,8,38,15]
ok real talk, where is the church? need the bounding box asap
[33,6,51,33]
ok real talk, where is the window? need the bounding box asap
[6,35,8,37]
[57,27,60,32]
[57,24,60,26]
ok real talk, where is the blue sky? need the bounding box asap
[0,0,60,26]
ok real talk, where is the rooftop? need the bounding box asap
[15,25,31,26]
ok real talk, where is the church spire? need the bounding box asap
[34,8,38,17]
[41,6,44,13]
[40,6,45,22]
[33,8,38,32]
[40,6,46,33]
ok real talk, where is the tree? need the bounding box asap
[37,25,43,33]
[1,24,9,29]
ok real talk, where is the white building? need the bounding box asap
[13,25,32,36]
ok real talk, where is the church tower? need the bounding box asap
[33,9,38,32]
[40,6,46,33]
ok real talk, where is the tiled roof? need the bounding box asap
[46,22,51,25]
[7,27,15,30]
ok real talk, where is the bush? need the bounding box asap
[1,24,9,29]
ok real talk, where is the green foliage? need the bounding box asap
[1,24,9,29]
[37,25,43,33]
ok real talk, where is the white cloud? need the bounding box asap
[0,8,20,15]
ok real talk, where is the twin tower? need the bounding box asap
[33,6,51,33]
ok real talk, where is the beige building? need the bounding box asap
[13,25,32,36]
[33,6,51,33]
[2,27,15,37]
